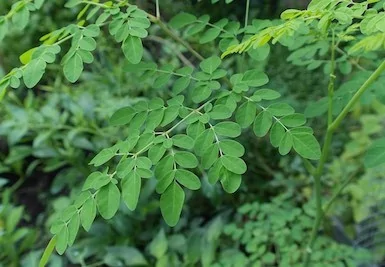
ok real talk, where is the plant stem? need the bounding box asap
[303,59,385,266]
[329,60,385,132]
[155,0,160,18]
[244,0,250,28]
[327,30,336,126]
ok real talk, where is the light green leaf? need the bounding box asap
[148,144,167,164]
[172,134,194,150]
[267,103,295,116]
[96,183,121,219]
[110,107,136,126]
[278,132,293,155]
[176,169,201,190]
[79,36,97,51]
[23,59,46,88]
[89,148,115,166]
[149,229,168,259]
[174,151,198,168]
[160,181,185,227]
[220,155,247,174]
[156,170,175,194]
[219,140,245,157]
[236,101,256,128]
[209,104,232,120]
[67,213,80,246]
[200,56,221,74]
[122,36,143,64]
[364,138,385,168]
[83,171,110,190]
[199,28,221,44]
[270,122,285,148]
[242,70,269,87]
[253,111,273,137]
[63,53,83,83]
[291,132,321,160]
[280,113,306,127]
[202,144,219,169]
[214,122,241,137]
[253,89,281,100]
[80,198,96,231]
[220,169,242,193]
[55,226,68,255]
[122,171,141,210]
[169,12,197,29]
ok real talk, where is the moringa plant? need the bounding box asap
[1,0,385,266]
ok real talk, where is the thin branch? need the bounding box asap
[302,59,385,267]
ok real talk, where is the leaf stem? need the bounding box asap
[155,0,160,19]
[303,59,385,266]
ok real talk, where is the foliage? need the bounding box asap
[0,0,384,266]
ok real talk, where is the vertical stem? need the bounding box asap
[240,0,251,72]
[302,60,385,267]
[327,30,336,126]
[244,0,250,28]
[155,0,160,19]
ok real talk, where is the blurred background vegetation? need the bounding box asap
[0,0,385,266]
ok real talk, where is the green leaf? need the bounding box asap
[63,53,83,83]
[83,171,110,191]
[219,140,245,157]
[220,155,247,174]
[176,169,201,190]
[291,132,321,160]
[200,56,221,74]
[23,59,46,88]
[267,103,295,116]
[122,171,141,210]
[116,157,135,178]
[149,229,168,259]
[35,0,45,8]
[160,181,185,227]
[80,198,96,231]
[253,111,273,137]
[202,144,219,169]
[55,226,68,255]
[209,104,232,120]
[280,113,306,127]
[364,138,385,168]
[122,36,143,64]
[155,155,175,180]
[156,170,175,194]
[90,148,115,166]
[278,132,293,155]
[148,144,167,164]
[242,70,269,87]
[79,36,97,51]
[169,12,197,29]
[253,89,281,100]
[83,24,100,37]
[220,169,242,193]
[110,107,136,126]
[270,122,285,148]
[174,151,198,168]
[199,28,221,44]
[194,129,215,156]
[236,101,257,128]
[67,213,80,246]
[161,106,180,126]
[214,122,241,137]
[172,134,194,150]
[96,183,121,219]
[208,160,222,184]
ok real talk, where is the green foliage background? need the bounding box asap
[0,0,385,266]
